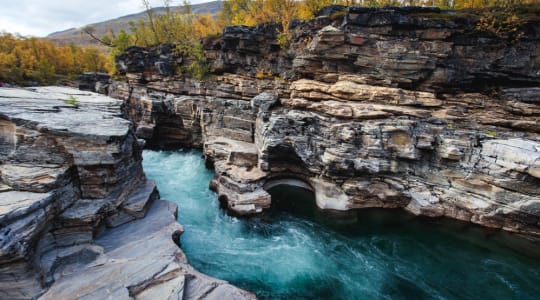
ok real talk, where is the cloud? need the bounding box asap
[0,0,208,37]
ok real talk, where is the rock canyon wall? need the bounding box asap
[105,7,540,237]
[1,6,539,299]
[0,87,254,299]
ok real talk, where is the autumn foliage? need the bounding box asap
[2,0,536,85]
[123,0,539,69]
[0,32,109,86]
[220,0,540,26]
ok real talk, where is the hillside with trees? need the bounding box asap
[46,1,223,47]
[2,0,537,86]
[107,0,540,48]
[0,33,109,86]
[99,0,539,79]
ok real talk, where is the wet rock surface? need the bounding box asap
[0,87,254,299]
[109,7,540,236]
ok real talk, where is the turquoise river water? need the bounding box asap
[143,150,540,300]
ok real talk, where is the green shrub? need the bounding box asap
[64,95,80,107]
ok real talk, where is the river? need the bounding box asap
[143,149,540,299]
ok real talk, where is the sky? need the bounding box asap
[0,0,209,37]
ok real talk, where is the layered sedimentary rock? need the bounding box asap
[78,72,112,94]
[109,6,540,236]
[0,87,254,299]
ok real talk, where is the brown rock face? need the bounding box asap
[109,7,539,237]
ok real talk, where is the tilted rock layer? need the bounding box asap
[108,6,540,237]
[0,87,254,299]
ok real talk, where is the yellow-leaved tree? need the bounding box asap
[0,32,109,85]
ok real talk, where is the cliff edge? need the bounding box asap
[105,6,540,237]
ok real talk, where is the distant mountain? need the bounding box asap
[47,1,223,47]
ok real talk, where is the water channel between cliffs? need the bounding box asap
[143,149,540,300]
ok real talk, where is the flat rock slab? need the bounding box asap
[206,136,258,153]
[60,198,110,226]
[0,163,70,192]
[0,86,130,139]
[0,190,53,223]
[40,200,255,300]
[106,180,158,227]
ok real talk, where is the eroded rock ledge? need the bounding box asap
[0,87,254,299]
[106,7,540,237]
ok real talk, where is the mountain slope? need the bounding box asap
[47,1,222,47]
